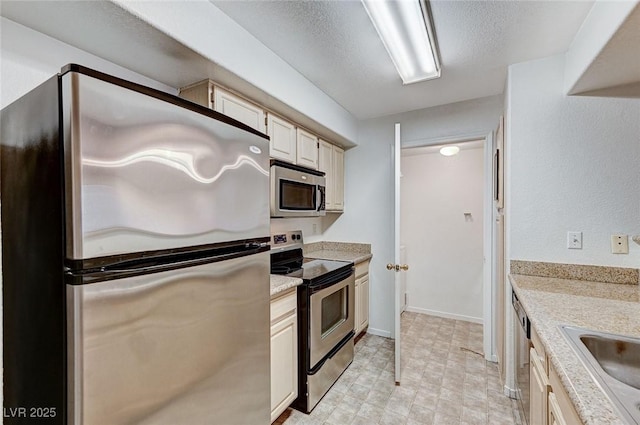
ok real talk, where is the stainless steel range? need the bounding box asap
[270,230,355,413]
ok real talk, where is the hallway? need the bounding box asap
[277,312,518,425]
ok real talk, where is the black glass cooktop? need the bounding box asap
[271,258,352,284]
[299,259,352,281]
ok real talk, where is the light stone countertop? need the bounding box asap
[510,274,640,425]
[304,241,372,265]
[304,249,372,265]
[270,274,302,299]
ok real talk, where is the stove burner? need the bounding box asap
[271,265,302,275]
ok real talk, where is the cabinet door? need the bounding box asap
[268,113,296,163]
[530,347,549,425]
[548,393,568,425]
[179,80,214,109]
[333,146,345,211]
[318,140,334,209]
[270,311,297,423]
[354,277,362,335]
[548,364,583,425]
[214,87,266,133]
[360,276,369,331]
[296,129,318,169]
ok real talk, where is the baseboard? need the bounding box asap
[504,384,519,399]
[367,327,392,338]
[405,306,483,325]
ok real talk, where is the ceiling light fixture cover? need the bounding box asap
[440,146,460,156]
[362,0,440,84]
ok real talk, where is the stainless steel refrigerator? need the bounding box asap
[1,64,271,424]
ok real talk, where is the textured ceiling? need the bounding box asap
[212,0,594,119]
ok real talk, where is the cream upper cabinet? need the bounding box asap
[318,140,344,212]
[333,146,345,211]
[270,289,298,423]
[296,128,319,169]
[179,82,266,133]
[213,86,266,133]
[318,140,334,208]
[179,79,215,108]
[267,113,297,163]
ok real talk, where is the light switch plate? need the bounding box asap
[611,235,629,254]
[567,231,582,249]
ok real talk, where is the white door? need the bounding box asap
[400,245,407,313]
[390,122,408,384]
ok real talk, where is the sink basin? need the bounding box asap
[580,334,640,390]
[560,325,640,424]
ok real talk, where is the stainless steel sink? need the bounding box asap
[560,325,640,424]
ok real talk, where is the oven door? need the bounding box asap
[308,273,355,368]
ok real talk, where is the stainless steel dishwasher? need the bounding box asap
[512,289,531,425]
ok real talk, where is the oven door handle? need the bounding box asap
[308,267,353,293]
[308,331,355,375]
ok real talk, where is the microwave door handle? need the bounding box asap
[317,185,325,211]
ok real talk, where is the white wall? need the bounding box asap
[322,120,397,337]
[399,95,503,147]
[111,0,358,145]
[321,97,501,336]
[506,53,640,268]
[0,18,177,108]
[401,146,485,323]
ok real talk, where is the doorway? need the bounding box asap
[392,130,499,385]
[400,140,485,324]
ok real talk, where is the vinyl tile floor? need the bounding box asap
[276,312,520,425]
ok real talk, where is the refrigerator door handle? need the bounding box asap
[67,245,269,280]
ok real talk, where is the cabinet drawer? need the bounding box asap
[531,325,548,372]
[271,289,297,323]
[355,260,370,279]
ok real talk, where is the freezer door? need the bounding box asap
[62,71,270,260]
[67,251,270,425]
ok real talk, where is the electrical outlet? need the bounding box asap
[312,223,317,234]
[611,235,629,254]
[567,231,582,249]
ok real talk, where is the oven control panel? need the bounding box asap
[270,230,304,252]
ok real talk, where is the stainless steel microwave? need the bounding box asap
[270,160,326,217]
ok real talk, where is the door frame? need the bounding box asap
[398,131,498,363]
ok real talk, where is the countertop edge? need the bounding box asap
[305,250,373,264]
[270,275,302,299]
[509,274,630,425]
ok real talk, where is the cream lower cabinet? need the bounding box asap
[270,289,298,423]
[549,363,583,425]
[529,325,583,425]
[530,346,549,425]
[530,326,549,425]
[354,260,370,336]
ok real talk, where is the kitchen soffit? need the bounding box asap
[0,0,357,147]
[2,0,595,122]
[211,0,594,120]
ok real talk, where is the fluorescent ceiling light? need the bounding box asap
[439,146,460,156]
[362,0,440,84]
